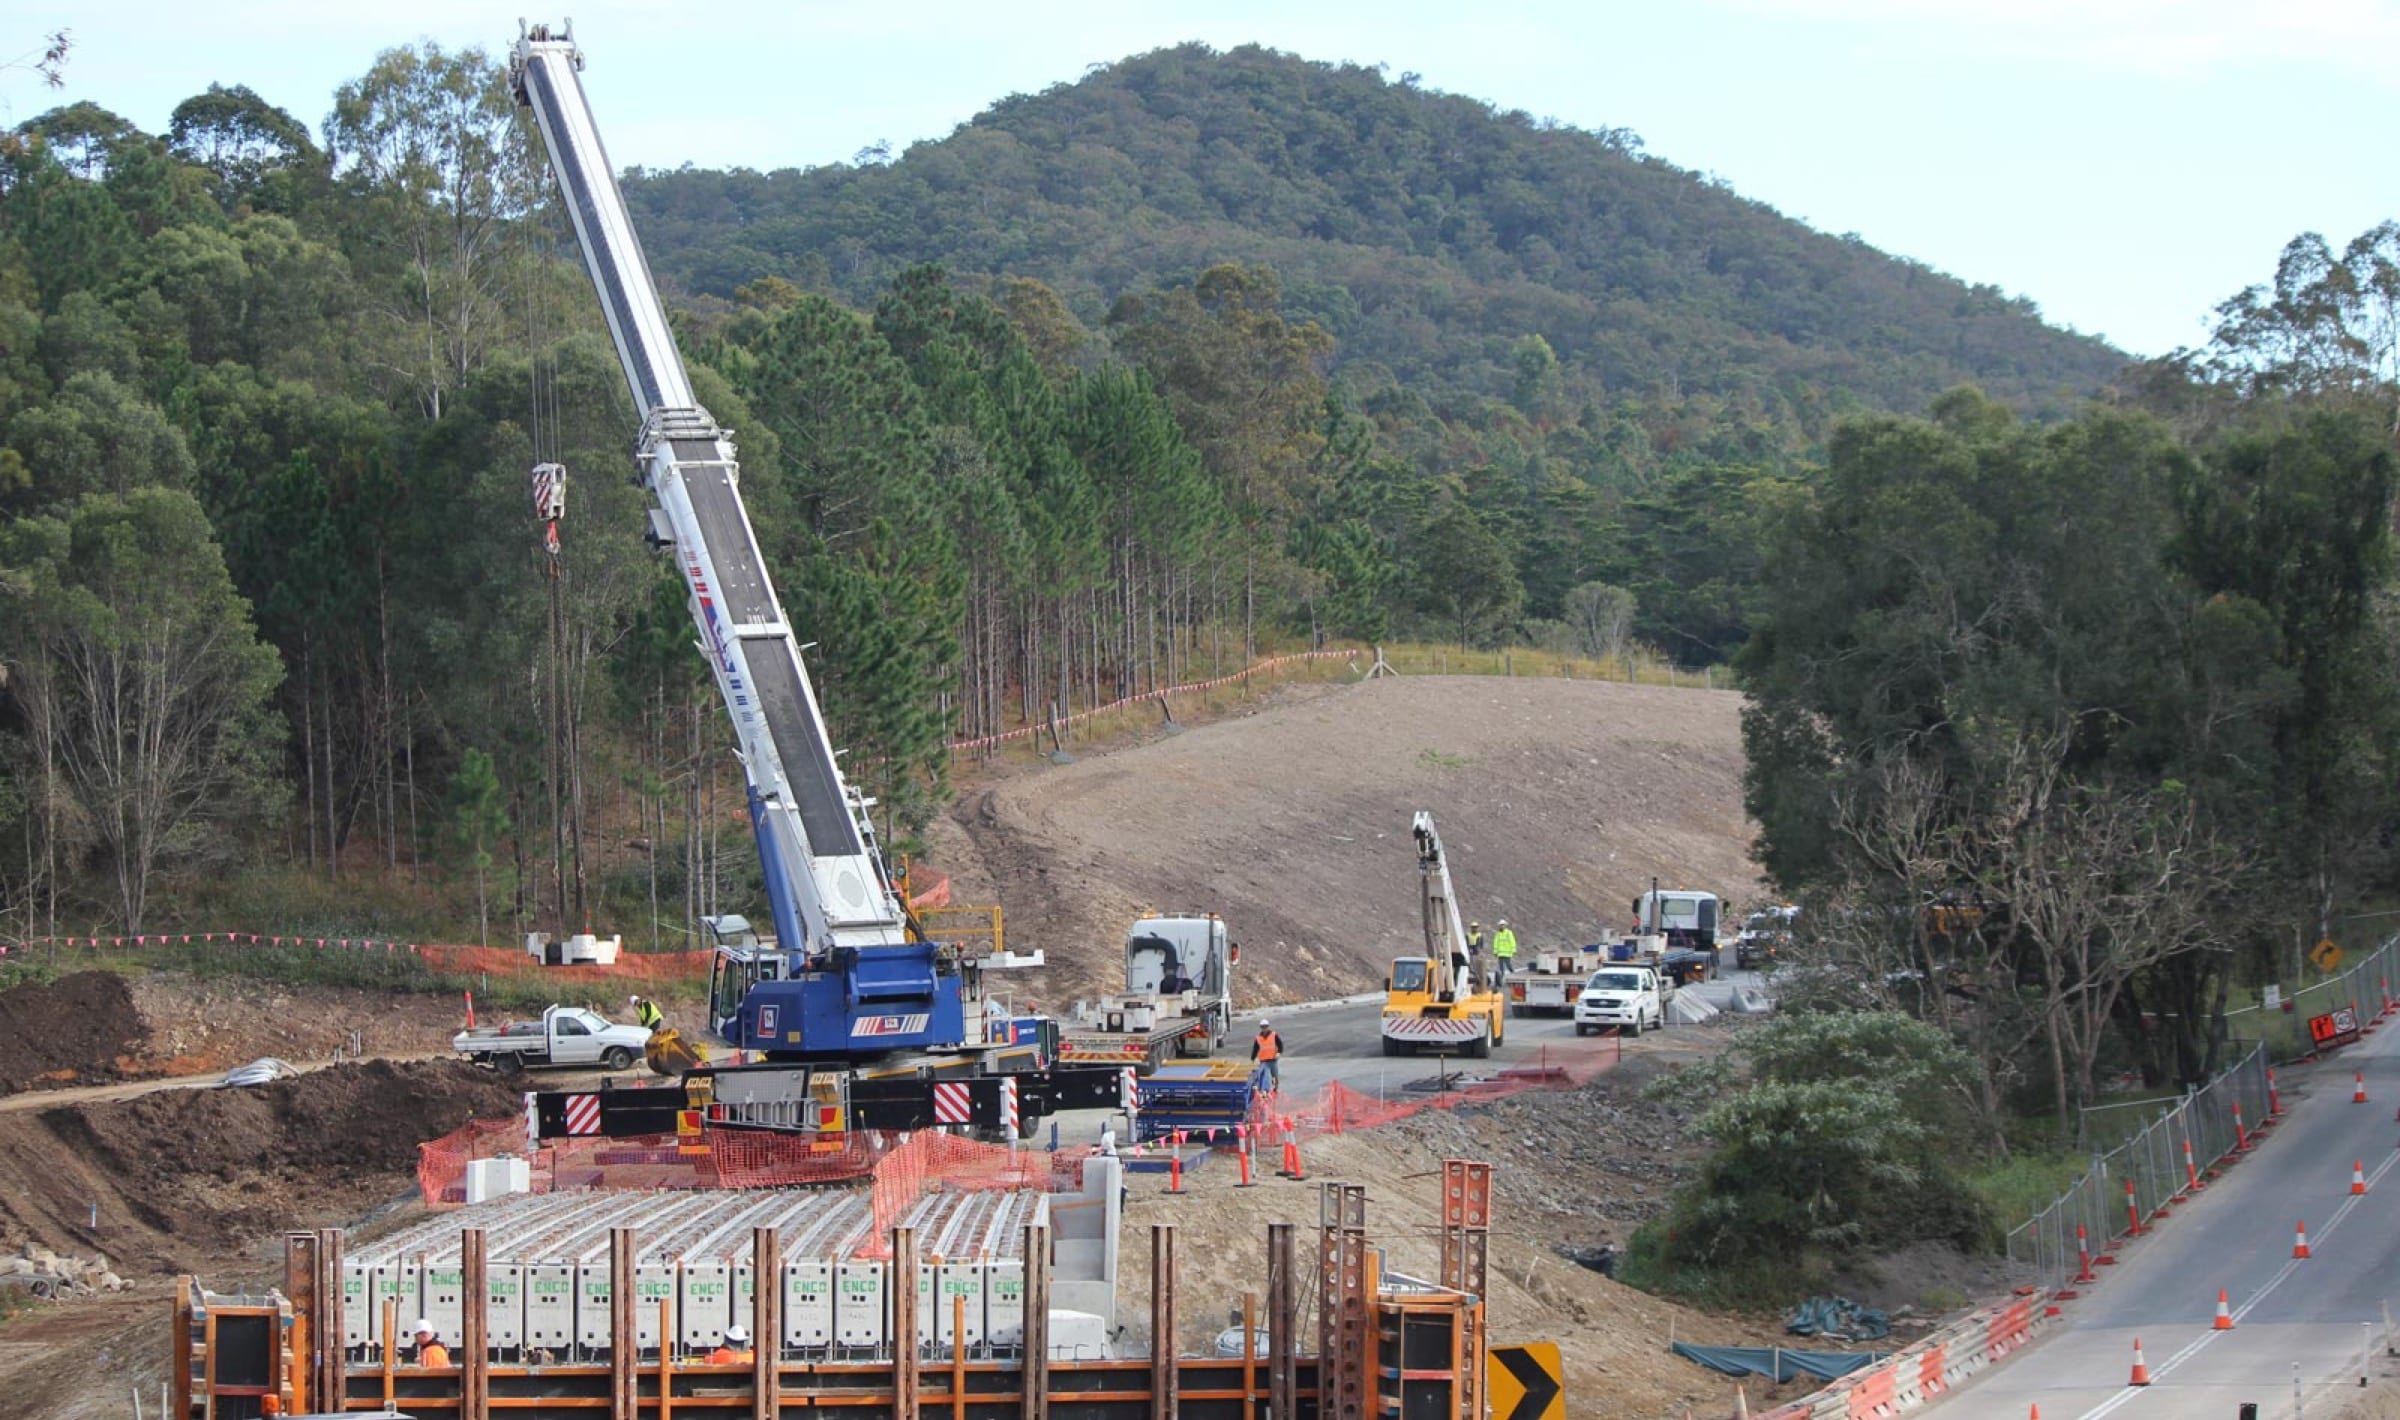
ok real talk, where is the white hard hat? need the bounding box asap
[627,995,640,1006]
[724,1324,750,1344]
[1498,918,1509,926]
[412,1318,436,1335]
[1258,1020,1271,1028]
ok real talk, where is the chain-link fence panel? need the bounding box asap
[2004,931,2399,1297]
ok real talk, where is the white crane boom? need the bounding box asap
[508,23,908,968]
[1411,810,1478,998]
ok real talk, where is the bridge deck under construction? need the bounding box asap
[175,1164,1500,1420]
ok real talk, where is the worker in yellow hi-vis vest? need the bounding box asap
[1491,920,1519,974]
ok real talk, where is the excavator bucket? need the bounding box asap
[645,1026,707,1076]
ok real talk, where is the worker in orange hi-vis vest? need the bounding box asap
[706,1325,755,1366]
[410,1320,452,1368]
[1251,1021,1284,1092]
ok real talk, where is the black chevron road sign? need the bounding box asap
[1488,1341,1563,1420]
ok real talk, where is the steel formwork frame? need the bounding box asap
[1317,1181,1369,1420]
[1438,1159,1490,1298]
[184,1163,1500,1420]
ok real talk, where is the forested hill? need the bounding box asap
[623,43,2124,423]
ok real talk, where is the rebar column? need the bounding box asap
[752,1227,779,1420]
[891,1227,920,1419]
[1021,1225,1050,1420]
[1151,1225,1178,1416]
[610,1229,636,1420]
[462,1228,489,1420]
[1268,1223,1296,1420]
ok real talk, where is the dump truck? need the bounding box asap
[1381,813,1507,1057]
[1061,913,1236,1070]
[453,1005,651,1075]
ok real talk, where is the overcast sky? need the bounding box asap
[11,1,2393,359]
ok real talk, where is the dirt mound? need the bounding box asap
[929,675,1765,1004]
[120,971,475,1076]
[0,1058,523,1276]
[0,973,147,1095]
[1115,1104,1782,1419]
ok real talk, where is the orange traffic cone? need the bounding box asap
[2354,1160,2370,1196]
[2030,1406,2040,1419]
[2213,1288,2233,1330]
[2294,1219,2312,1259]
[2128,1336,2152,1386]
[2356,1071,2369,1104]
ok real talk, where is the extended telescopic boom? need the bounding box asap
[511,24,950,1052]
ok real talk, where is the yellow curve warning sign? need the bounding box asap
[1488,1341,1564,1420]
[2312,938,2345,974]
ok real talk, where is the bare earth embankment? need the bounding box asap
[926,673,1765,1004]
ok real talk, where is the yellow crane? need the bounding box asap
[1381,812,1506,1057]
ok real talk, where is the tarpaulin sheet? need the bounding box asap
[1786,1294,1892,1340]
[1669,1343,1887,1382]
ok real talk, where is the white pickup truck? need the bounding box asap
[1572,965,1667,1037]
[452,1006,650,1074]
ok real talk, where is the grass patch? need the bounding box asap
[1416,748,1475,770]
[1966,1151,2091,1226]
[1613,1218,1820,1309]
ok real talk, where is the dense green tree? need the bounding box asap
[168,83,321,211]
[1632,1011,1988,1291]
[446,746,508,946]
[324,42,535,419]
[0,488,283,931]
[1111,263,1333,658]
[1411,500,1523,648]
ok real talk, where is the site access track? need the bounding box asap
[1931,1019,2400,1419]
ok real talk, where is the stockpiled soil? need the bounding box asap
[0,1058,524,1274]
[0,973,146,1094]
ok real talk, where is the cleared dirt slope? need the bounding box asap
[928,674,1764,1006]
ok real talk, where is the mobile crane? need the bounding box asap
[1380,812,1506,1057]
[508,24,1039,1068]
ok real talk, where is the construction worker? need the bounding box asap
[705,1324,754,1366]
[1251,1021,1284,1092]
[630,995,664,1032]
[1466,920,1488,956]
[410,1319,452,1368]
[1491,919,1519,971]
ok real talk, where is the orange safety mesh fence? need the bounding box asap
[418,1118,535,1205]
[856,1131,1054,1257]
[1271,1038,1622,1144]
[418,1121,905,1205]
[418,1036,1626,1208]
[415,945,712,985]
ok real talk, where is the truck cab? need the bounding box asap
[1574,965,1665,1036]
[1632,888,1722,951]
[1380,954,1505,1057]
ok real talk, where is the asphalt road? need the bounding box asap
[1031,963,1767,1150]
[1931,1018,2400,1419]
[1229,963,1764,1098]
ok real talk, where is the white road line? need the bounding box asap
[2075,1146,2400,1420]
